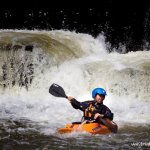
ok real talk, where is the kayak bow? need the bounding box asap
[57,121,118,135]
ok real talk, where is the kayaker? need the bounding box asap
[67,87,114,123]
[49,83,117,133]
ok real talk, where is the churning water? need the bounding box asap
[0,30,150,149]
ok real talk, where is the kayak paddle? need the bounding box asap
[49,83,68,98]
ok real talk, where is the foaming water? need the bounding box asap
[0,30,150,149]
[0,30,150,125]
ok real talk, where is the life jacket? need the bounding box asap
[84,102,96,120]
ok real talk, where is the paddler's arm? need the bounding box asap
[94,112,118,133]
[103,107,114,120]
[93,108,114,121]
[67,96,84,111]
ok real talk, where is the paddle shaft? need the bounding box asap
[100,118,118,133]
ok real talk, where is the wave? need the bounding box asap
[0,29,150,128]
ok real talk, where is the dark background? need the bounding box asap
[0,0,150,53]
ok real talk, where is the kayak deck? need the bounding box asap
[57,122,114,135]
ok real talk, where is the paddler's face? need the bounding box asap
[95,94,105,103]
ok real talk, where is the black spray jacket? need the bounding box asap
[70,98,114,121]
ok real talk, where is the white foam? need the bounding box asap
[0,30,150,134]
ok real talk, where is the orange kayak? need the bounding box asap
[57,120,118,135]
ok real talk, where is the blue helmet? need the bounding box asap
[92,88,107,98]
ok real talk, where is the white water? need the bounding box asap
[0,30,150,134]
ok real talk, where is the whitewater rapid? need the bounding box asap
[0,30,150,135]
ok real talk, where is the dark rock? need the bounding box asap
[12,45,22,50]
[5,43,12,50]
[25,45,33,52]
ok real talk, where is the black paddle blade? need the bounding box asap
[49,83,68,98]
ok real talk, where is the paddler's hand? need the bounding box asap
[94,113,104,120]
[67,96,74,103]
